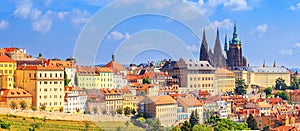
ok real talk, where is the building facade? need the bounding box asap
[15,65,64,111]
[0,54,16,89]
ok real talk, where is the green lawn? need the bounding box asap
[0,114,144,131]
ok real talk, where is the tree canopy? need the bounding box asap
[246,114,258,130]
[235,79,248,95]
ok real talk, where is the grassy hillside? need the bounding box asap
[0,114,144,131]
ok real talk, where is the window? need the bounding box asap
[44,73,47,77]
[50,74,52,78]
[40,73,42,77]
[29,73,31,78]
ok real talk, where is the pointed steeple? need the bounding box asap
[263,60,266,68]
[200,29,209,62]
[232,21,240,44]
[112,54,115,61]
[273,60,276,67]
[224,34,228,52]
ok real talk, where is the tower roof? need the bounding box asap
[231,22,241,44]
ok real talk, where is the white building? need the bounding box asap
[177,96,204,124]
[64,86,87,114]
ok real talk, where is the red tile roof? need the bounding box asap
[17,65,63,71]
[0,54,15,62]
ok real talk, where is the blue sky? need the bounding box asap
[0,0,300,67]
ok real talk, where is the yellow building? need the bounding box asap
[101,88,123,112]
[215,68,236,94]
[119,87,137,111]
[77,66,100,89]
[15,65,64,111]
[143,95,177,127]
[232,63,291,87]
[0,54,16,89]
[96,67,114,88]
[0,88,32,109]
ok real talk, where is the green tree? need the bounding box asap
[84,121,90,131]
[290,75,300,90]
[246,114,258,130]
[264,87,272,96]
[59,106,64,112]
[116,108,123,115]
[124,107,131,116]
[235,79,248,95]
[93,107,98,114]
[39,103,46,111]
[205,114,219,125]
[189,110,199,128]
[262,126,270,131]
[125,121,129,128]
[29,122,41,131]
[19,100,27,110]
[64,69,71,86]
[74,73,78,86]
[110,110,116,116]
[32,106,37,111]
[131,109,136,115]
[102,109,107,115]
[275,78,288,90]
[135,117,146,126]
[11,101,17,109]
[276,91,291,102]
[192,124,213,131]
[170,126,181,131]
[181,121,191,131]
[213,119,250,131]
[143,78,151,84]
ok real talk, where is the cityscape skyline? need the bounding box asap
[0,0,300,68]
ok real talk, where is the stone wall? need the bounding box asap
[0,108,130,122]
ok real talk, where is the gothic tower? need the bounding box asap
[213,29,226,67]
[199,29,210,62]
[227,22,246,67]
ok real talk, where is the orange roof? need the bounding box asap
[215,68,235,76]
[258,102,271,108]
[0,88,32,98]
[0,54,15,62]
[77,66,99,75]
[46,59,76,68]
[3,48,17,53]
[178,97,203,106]
[105,60,126,73]
[17,65,63,71]
[147,95,177,105]
[272,126,299,131]
[100,88,121,95]
[95,67,112,73]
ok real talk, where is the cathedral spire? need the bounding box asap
[232,21,240,44]
[199,29,209,62]
[213,28,225,67]
[224,34,228,52]
[273,60,276,67]
[263,60,266,68]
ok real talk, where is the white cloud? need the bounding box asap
[250,24,268,38]
[0,20,9,29]
[107,31,131,41]
[13,1,42,20]
[57,11,70,20]
[44,0,53,6]
[186,44,199,53]
[211,18,233,30]
[294,42,300,48]
[32,19,52,33]
[224,0,252,11]
[290,2,300,10]
[279,49,292,55]
[70,9,91,26]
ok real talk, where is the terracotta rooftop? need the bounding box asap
[0,88,32,98]
[147,95,177,105]
[46,59,76,68]
[17,65,63,71]
[178,97,203,106]
[0,53,15,62]
[258,102,271,108]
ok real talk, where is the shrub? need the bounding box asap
[0,119,11,129]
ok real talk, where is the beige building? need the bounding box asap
[77,66,100,89]
[177,96,204,124]
[0,54,16,90]
[232,63,290,87]
[15,65,64,111]
[257,102,271,116]
[143,95,177,127]
[186,60,216,95]
[215,68,236,94]
[101,88,123,112]
[0,88,32,109]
